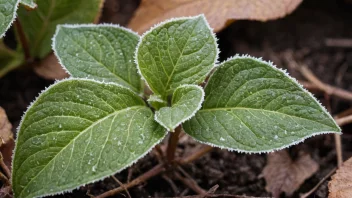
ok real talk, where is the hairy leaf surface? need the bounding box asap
[183,56,341,152]
[54,24,142,93]
[0,0,19,38]
[155,85,204,131]
[12,79,166,198]
[136,15,218,98]
[20,0,36,8]
[17,0,103,58]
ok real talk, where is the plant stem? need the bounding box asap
[179,145,213,165]
[14,19,31,62]
[95,164,165,198]
[167,126,182,163]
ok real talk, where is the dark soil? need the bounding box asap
[1,0,351,197]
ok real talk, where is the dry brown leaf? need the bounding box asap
[0,107,14,169]
[34,53,69,80]
[0,107,12,148]
[328,157,352,198]
[128,0,303,34]
[262,150,319,197]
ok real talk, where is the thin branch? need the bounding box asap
[299,66,352,101]
[335,114,352,127]
[179,146,213,165]
[167,126,182,163]
[111,176,131,198]
[325,38,352,48]
[0,153,11,179]
[174,171,207,195]
[14,19,31,62]
[300,168,337,198]
[95,164,165,198]
[0,171,10,186]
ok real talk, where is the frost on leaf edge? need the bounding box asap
[51,23,142,93]
[0,0,21,38]
[204,54,341,132]
[185,54,342,153]
[20,0,37,8]
[12,77,167,198]
[154,84,205,132]
[134,14,220,96]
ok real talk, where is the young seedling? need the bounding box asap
[12,15,341,198]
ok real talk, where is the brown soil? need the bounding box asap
[1,0,351,197]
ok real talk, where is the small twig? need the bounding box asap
[335,107,352,119]
[111,176,131,198]
[0,171,10,186]
[160,194,269,198]
[0,153,11,179]
[300,168,337,198]
[162,174,179,195]
[179,146,213,165]
[176,166,207,195]
[174,172,207,195]
[167,126,182,163]
[335,114,352,127]
[325,38,352,48]
[299,66,352,101]
[95,164,165,198]
[14,19,31,62]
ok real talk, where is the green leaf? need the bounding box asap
[0,0,19,38]
[136,15,218,98]
[155,85,204,131]
[53,24,143,93]
[183,55,341,153]
[148,95,167,110]
[0,40,24,77]
[17,0,103,58]
[12,79,166,198]
[20,0,36,8]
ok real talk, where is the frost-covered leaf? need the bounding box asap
[136,15,218,98]
[20,0,36,8]
[12,79,166,198]
[53,24,142,93]
[17,0,103,58]
[0,40,24,77]
[0,0,19,38]
[262,150,318,197]
[329,157,352,198]
[155,85,204,131]
[129,0,303,34]
[148,95,167,110]
[183,55,341,153]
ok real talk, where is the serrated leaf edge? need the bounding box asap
[52,23,141,93]
[188,130,340,154]
[12,77,167,198]
[0,0,21,38]
[134,14,220,96]
[186,54,342,153]
[155,84,204,132]
[20,0,37,8]
[206,54,341,131]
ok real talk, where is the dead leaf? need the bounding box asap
[262,150,319,197]
[328,157,352,198]
[34,53,69,80]
[0,107,14,169]
[0,107,12,148]
[128,0,303,34]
